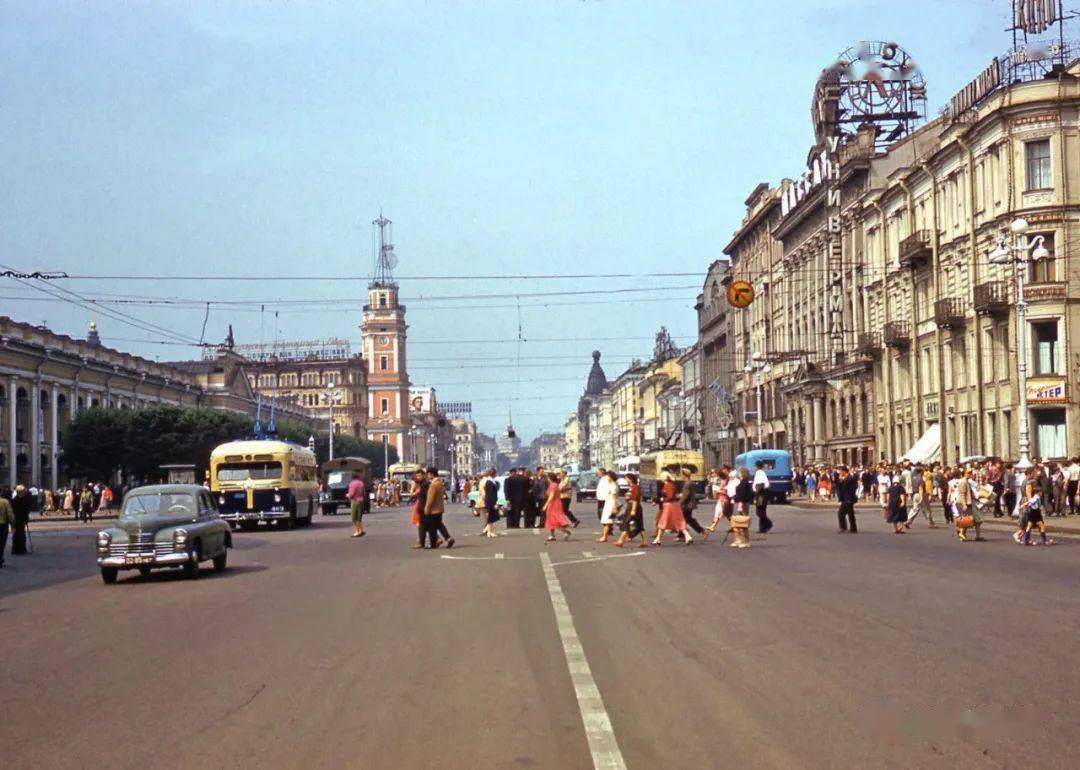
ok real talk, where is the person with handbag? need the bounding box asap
[954,468,983,541]
[613,473,647,548]
[730,467,754,548]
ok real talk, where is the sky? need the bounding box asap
[0,0,1025,442]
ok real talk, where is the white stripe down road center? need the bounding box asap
[538,552,627,770]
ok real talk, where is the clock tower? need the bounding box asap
[361,213,411,460]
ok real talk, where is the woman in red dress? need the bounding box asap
[543,472,573,542]
[653,471,693,545]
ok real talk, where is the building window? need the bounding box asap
[982,327,994,384]
[1036,408,1067,458]
[1001,411,1011,458]
[1033,320,1059,375]
[1025,139,1051,191]
[379,355,388,371]
[380,397,389,415]
[379,293,387,308]
[1028,232,1056,283]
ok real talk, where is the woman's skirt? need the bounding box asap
[600,497,617,524]
[411,501,421,528]
[545,497,570,529]
[657,501,687,532]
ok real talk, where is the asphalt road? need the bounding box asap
[2,501,1078,770]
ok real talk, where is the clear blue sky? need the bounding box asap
[1,0,1019,441]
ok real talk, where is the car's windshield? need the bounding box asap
[216,462,282,481]
[327,471,349,485]
[123,493,197,517]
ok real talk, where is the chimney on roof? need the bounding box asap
[86,321,101,347]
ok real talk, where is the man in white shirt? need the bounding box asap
[594,468,612,522]
[1064,458,1080,516]
[752,461,773,533]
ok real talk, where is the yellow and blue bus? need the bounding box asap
[210,440,318,530]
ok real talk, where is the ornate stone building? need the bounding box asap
[720,46,1080,466]
[696,260,736,467]
[2,318,316,489]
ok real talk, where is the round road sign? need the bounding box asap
[726,280,755,308]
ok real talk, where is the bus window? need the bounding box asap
[216,462,282,481]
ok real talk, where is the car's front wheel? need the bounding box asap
[138,566,152,579]
[183,545,201,580]
[101,567,118,584]
[212,549,227,572]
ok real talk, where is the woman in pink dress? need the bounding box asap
[653,472,692,545]
[543,472,573,542]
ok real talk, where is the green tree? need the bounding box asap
[60,406,131,481]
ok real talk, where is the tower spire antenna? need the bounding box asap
[372,211,397,286]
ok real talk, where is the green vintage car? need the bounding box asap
[96,484,232,584]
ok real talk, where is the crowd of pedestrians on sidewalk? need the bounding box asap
[783,457,1071,544]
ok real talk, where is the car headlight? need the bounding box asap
[96,531,111,551]
[173,529,189,547]
[274,493,282,503]
[219,495,226,505]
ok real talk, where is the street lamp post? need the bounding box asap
[321,381,342,462]
[989,217,1051,472]
[745,353,771,450]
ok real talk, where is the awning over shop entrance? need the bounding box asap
[901,423,940,464]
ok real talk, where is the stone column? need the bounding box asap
[70,382,79,420]
[30,380,41,487]
[50,384,59,491]
[812,395,824,463]
[7,375,16,489]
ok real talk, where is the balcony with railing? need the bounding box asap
[883,320,911,348]
[898,230,932,269]
[855,332,882,356]
[973,280,1011,316]
[933,297,965,329]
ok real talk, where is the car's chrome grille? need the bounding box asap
[108,537,174,557]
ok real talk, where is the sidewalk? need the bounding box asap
[26,511,120,533]
[789,497,1080,534]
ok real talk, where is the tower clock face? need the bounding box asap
[378,336,389,346]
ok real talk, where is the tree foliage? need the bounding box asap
[60,405,397,482]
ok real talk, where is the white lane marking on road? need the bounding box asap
[553,552,646,567]
[494,553,504,559]
[440,554,532,561]
[582,551,594,559]
[539,551,626,770]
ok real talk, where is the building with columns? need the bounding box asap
[718,43,1080,467]
[1,317,316,489]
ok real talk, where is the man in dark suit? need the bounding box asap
[533,466,549,526]
[522,469,538,529]
[10,484,31,555]
[836,465,859,533]
[504,468,528,529]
